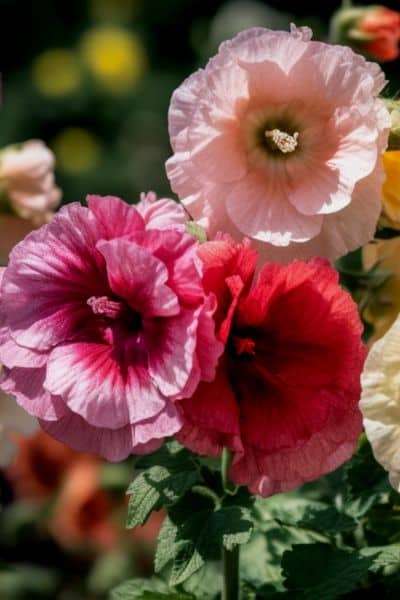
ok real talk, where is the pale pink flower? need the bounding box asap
[0,194,222,461]
[166,25,391,263]
[0,140,61,225]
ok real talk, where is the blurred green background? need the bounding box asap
[1,0,397,207]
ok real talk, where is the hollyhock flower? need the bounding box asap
[178,236,365,496]
[0,388,38,467]
[380,150,400,229]
[0,193,222,461]
[362,238,400,343]
[332,5,400,63]
[166,25,390,264]
[360,314,400,491]
[0,140,61,225]
[6,430,79,500]
[51,455,118,549]
[358,6,400,62]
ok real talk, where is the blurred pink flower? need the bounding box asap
[166,25,390,263]
[0,140,61,225]
[0,194,222,460]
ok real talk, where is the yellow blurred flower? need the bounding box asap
[32,49,82,97]
[363,237,400,342]
[52,128,102,174]
[80,26,146,93]
[381,150,400,229]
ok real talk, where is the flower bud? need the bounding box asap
[331,5,400,62]
[0,140,61,225]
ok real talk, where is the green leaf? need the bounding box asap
[127,442,201,529]
[127,466,199,528]
[344,437,391,517]
[156,499,253,586]
[110,577,194,599]
[298,505,356,535]
[255,493,355,536]
[134,440,197,471]
[361,544,400,574]
[282,543,374,600]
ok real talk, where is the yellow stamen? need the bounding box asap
[265,128,299,154]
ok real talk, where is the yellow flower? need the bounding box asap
[80,26,146,94]
[381,150,400,229]
[32,49,82,97]
[51,128,102,174]
[363,237,400,342]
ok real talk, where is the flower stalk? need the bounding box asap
[221,448,240,600]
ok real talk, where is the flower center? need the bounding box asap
[87,295,142,331]
[87,296,125,319]
[232,335,256,357]
[264,128,299,154]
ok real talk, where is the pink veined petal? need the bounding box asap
[219,27,309,71]
[87,194,145,238]
[0,333,47,368]
[137,192,188,229]
[168,68,208,146]
[139,228,204,305]
[287,106,380,217]
[44,341,166,429]
[188,118,248,184]
[40,402,182,462]
[0,366,67,420]
[144,307,199,399]
[2,203,110,350]
[225,169,323,245]
[97,238,179,318]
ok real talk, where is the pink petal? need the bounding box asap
[40,402,182,462]
[137,192,188,229]
[140,229,204,305]
[225,170,323,245]
[87,194,145,237]
[44,341,166,428]
[98,238,179,318]
[1,366,67,420]
[2,203,109,350]
[145,307,199,399]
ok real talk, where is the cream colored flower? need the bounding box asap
[0,140,61,225]
[360,314,400,490]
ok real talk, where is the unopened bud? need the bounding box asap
[331,4,400,62]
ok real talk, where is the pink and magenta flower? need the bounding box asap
[0,193,223,461]
[166,25,390,263]
[177,235,366,496]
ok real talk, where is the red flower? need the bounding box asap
[177,236,365,496]
[360,6,400,62]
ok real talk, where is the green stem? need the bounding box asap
[221,448,240,599]
[222,544,239,600]
[221,447,236,495]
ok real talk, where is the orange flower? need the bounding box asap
[359,6,400,62]
[51,455,118,550]
[6,430,79,500]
